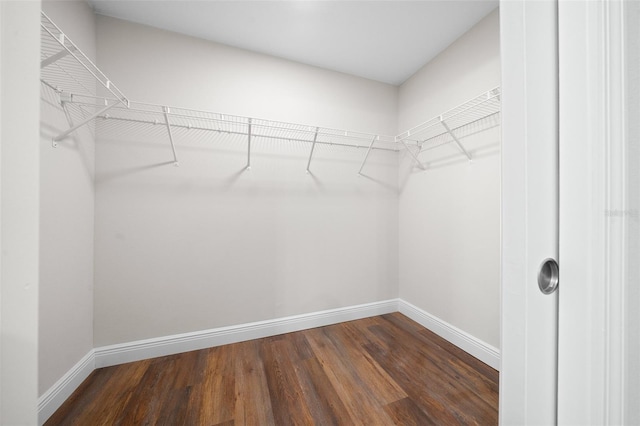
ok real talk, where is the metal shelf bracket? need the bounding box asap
[358,135,379,175]
[40,44,77,69]
[306,127,320,173]
[162,107,180,166]
[399,138,426,171]
[440,117,472,161]
[52,94,122,147]
[246,118,252,171]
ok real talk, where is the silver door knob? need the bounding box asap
[538,258,559,294]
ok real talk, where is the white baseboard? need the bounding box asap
[40,298,499,425]
[38,349,95,426]
[398,299,500,370]
[94,299,400,368]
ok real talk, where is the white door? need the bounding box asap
[558,0,640,424]
[502,0,640,424]
[500,1,560,424]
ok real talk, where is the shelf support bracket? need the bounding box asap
[246,118,252,170]
[306,127,320,173]
[358,135,378,175]
[52,95,76,148]
[53,98,121,145]
[440,119,472,161]
[162,107,179,166]
[400,139,426,170]
[40,45,76,69]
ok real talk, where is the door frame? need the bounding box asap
[558,0,629,424]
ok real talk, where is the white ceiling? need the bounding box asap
[88,0,498,86]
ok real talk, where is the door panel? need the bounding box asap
[500,1,559,424]
[503,0,640,422]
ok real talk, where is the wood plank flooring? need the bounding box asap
[46,313,498,425]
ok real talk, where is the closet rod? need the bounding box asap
[66,94,401,148]
[91,113,399,153]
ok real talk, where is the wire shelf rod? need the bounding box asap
[65,94,398,146]
[93,114,400,152]
[64,97,402,150]
[56,90,497,157]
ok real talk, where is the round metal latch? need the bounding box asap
[538,258,559,295]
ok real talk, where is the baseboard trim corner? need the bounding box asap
[398,300,500,370]
[94,299,400,368]
[38,349,95,425]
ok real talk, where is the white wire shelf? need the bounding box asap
[85,97,397,149]
[41,12,501,173]
[41,11,130,146]
[40,12,128,105]
[62,93,399,172]
[396,87,501,167]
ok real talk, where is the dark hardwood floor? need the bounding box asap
[46,313,498,425]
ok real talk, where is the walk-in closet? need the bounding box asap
[6,0,640,423]
[36,1,501,423]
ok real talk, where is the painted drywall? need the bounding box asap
[397,9,501,349]
[95,16,397,134]
[0,1,41,423]
[39,0,96,396]
[93,16,399,346]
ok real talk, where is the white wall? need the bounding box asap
[39,0,96,396]
[93,17,399,346]
[96,16,397,134]
[397,9,501,349]
[37,2,500,380]
[0,1,41,423]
